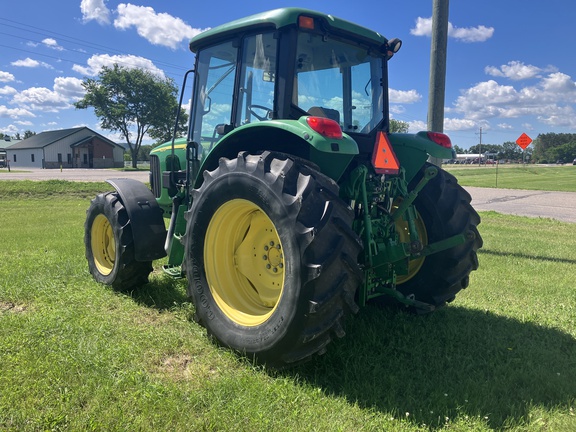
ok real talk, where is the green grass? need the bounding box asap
[1,181,575,431]
[444,164,576,192]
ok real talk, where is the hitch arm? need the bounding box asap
[414,230,477,259]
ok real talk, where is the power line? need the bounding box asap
[0,17,192,79]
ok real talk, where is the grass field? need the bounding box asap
[444,164,576,192]
[0,180,575,431]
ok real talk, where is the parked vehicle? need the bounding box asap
[84,8,482,367]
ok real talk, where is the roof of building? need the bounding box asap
[1,137,22,148]
[8,127,121,150]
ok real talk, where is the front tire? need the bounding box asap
[85,192,153,291]
[185,152,362,367]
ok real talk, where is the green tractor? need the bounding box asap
[85,8,482,367]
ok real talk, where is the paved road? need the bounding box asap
[0,167,149,182]
[2,168,575,223]
[465,186,576,223]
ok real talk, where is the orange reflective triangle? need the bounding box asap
[372,131,400,175]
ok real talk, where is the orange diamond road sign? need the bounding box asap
[516,133,532,150]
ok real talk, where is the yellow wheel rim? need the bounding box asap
[91,214,116,276]
[395,204,428,285]
[204,199,285,327]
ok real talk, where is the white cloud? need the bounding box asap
[452,72,576,128]
[0,71,15,83]
[114,3,207,49]
[407,120,427,133]
[0,105,35,119]
[42,38,64,51]
[73,54,165,78]
[540,72,576,96]
[11,87,70,112]
[80,0,111,25]
[389,89,421,104]
[485,61,544,81]
[11,58,53,69]
[53,77,85,100]
[0,86,17,96]
[0,124,20,135]
[444,118,477,131]
[537,105,576,128]
[15,120,34,126]
[411,17,494,42]
[10,76,85,113]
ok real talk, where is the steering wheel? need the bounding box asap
[248,104,273,121]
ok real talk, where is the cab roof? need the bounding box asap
[189,7,389,53]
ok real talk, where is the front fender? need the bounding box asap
[194,118,359,187]
[106,178,167,262]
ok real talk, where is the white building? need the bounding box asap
[7,127,125,169]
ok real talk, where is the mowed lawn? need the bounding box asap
[0,180,574,431]
[444,164,576,192]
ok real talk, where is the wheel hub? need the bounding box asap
[91,214,115,276]
[204,199,285,326]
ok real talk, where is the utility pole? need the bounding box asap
[475,127,486,165]
[427,0,450,167]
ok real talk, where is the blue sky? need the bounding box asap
[1,0,575,149]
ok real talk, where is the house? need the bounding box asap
[6,127,125,169]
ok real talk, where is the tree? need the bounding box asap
[75,65,185,168]
[453,144,466,154]
[148,103,188,145]
[532,133,576,163]
[23,130,36,139]
[389,119,409,133]
[468,143,501,155]
[500,141,526,162]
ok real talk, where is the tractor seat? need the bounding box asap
[308,106,340,124]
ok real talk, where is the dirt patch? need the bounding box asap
[151,352,220,384]
[0,301,28,313]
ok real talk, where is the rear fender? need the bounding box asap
[106,178,167,262]
[194,119,359,187]
[388,132,454,183]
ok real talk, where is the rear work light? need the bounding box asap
[426,132,452,149]
[306,116,343,139]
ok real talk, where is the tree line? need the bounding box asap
[0,130,36,141]
[454,133,576,164]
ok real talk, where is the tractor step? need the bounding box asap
[162,264,183,278]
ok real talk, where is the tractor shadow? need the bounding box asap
[288,304,576,430]
[129,273,190,312]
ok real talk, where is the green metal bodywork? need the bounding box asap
[196,118,359,185]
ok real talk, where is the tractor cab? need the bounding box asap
[187,8,401,168]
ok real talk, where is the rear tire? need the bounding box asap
[85,192,153,291]
[185,151,362,367]
[394,163,482,310]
